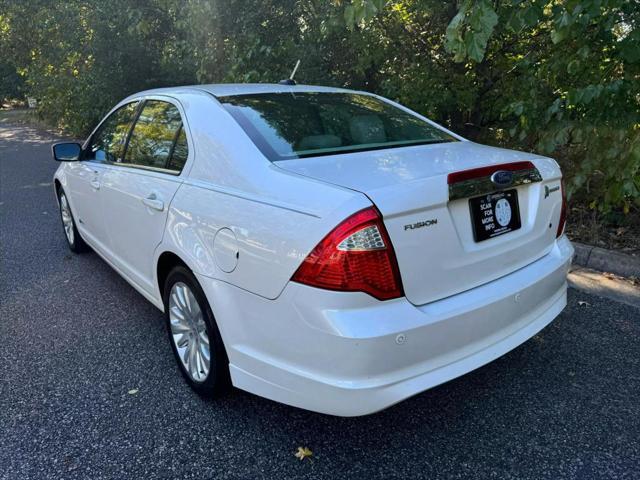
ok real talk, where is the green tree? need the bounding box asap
[349,0,639,214]
[0,0,637,215]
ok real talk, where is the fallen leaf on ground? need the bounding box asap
[578,301,590,307]
[128,389,139,395]
[294,446,312,461]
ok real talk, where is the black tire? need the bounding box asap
[163,266,230,397]
[57,187,89,253]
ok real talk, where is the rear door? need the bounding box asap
[99,98,190,294]
[66,101,139,254]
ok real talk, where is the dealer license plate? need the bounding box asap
[469,189,521,242]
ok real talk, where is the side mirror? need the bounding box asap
[52,142,82,162]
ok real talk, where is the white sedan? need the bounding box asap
[52,84,573,416]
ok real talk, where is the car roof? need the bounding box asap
[128,83,360,100]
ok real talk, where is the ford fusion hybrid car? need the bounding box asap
[51,84,573,416]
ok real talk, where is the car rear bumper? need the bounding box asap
[197,235,574,416]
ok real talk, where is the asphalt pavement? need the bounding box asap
[1,120,639,479]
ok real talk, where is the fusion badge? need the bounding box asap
[404,219,438,231]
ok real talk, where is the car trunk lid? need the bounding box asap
[277,141,565,305]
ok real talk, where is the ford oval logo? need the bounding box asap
[491,170,514,188]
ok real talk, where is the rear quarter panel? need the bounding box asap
[157,91,370,299]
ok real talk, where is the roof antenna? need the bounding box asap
[279,59,300,85]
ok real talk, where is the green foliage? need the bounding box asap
[445,0,498,62]
[0,0,637,215]
[344,0,387,29]
[489,0,640,215]
[0,0,196,132]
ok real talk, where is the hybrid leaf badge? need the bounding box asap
[545,184,560,198]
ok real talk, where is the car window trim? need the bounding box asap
[120,100,145,164]
[104,160,182,177]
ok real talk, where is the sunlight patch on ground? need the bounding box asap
[569,267,640,309]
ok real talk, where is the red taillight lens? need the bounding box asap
[557,179,567,238]
[291,207,404,300]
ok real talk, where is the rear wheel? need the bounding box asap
[163,266,230,396]
[57,188,89,253]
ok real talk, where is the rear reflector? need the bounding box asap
[291,207,404,300]
[557,179,567,238]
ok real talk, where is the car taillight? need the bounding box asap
[557,179,567,238]
[291,207,404,300]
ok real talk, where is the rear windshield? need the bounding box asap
[219,92,456,161]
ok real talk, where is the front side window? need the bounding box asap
[219,92,456,161]
[124,100,185,172]
[85,101,139,162]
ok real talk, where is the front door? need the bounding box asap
[66,101,140,254]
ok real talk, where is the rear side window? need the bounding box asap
[219,92,456,161]
[124,100,187,173]
[86,102,139,162]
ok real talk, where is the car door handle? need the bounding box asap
[90,179,100,190]
[142,193,164,212]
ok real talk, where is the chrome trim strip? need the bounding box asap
[448,167,542,201]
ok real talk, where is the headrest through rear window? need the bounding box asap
[349,115,386,145]
[297,134,342,151]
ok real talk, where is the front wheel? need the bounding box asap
[163,266,230,396]
[58,188,89,253]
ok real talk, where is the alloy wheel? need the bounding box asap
[168,282,211,382]
[59,193,74,245]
